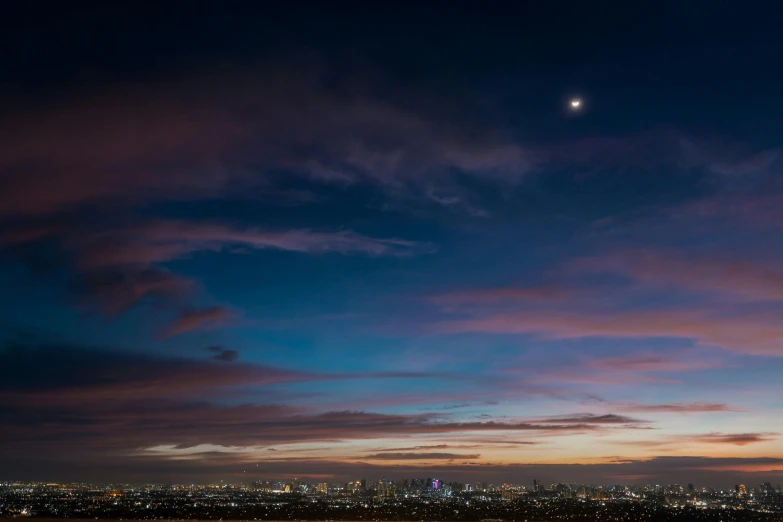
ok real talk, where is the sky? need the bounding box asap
[1,1,782,487]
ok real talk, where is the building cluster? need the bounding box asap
[0,479,780,521]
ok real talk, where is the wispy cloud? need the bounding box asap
[529,414,647,425]
[589,353,723,373]
[363,452,481,460]
[208,346,240,362]
[429,242,783,357]
[0,69,533,218]
[1,342,623,462]
[617,432,778,448]
[435,307,783,356]
[161,306,238,338]
[693,432,778,446]
[572,249,783,301]
[427,285,572,308]
[374,444,481,452]
[678,138,779,177]
[79,220,428,266]
[73,266,194,316]
[1,218,426,327]
[616,402,740,414]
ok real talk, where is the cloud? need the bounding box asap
[5,452,781,487]
[363,452,481,460]
[617,432,778,449]
[692,432,778,446]
[617,402,739,413]
[77,220,428,266]
[680,191,783,228]
[0,402,609,459]
[2,64,768,226]
[429,247,783,357]
[573,249,783,302]
[465,439,540,446]
[208,346,240,362]
[71,266,194,316]
[0,218,427,322]
[0,69,533,219]
[0,343,309,401]
[1,341,612,464]
[427,285,571,307]
[531,414,646,425]
[373,443,532,452]
[501,347,729,390]
[375,444,460,451]
[161,306,238,338]
[589,352,722,373]
[2,219,425,264]
[0,343,447,404]
[216,350,240,362]
[678,138,779,177]
[1,68,473,331]
[436,307,783,356]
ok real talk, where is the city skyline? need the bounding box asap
[1,478,780,521]
[2,477,779,493]
[1,2,782,487]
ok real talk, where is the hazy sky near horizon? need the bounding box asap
[1,1,782,486]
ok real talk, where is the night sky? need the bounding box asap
[1,1,782,486]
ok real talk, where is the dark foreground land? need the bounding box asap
[1,496,782,522]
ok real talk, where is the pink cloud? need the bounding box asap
[75,266,194,316]
[429,248,783,357]
[0,69,534,218]
[616,402,739,413]
[589,353,723,373]
[1,342,650,458]
[680,191,783,229]
[573,249,783,301]
[161,306,238,338]
[518,351,728,387]
[436,308,783,356]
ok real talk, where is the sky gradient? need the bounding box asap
[1,1,782,487]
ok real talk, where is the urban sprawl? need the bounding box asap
[1,478,781,521]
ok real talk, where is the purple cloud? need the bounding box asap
[161,306,238,338]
